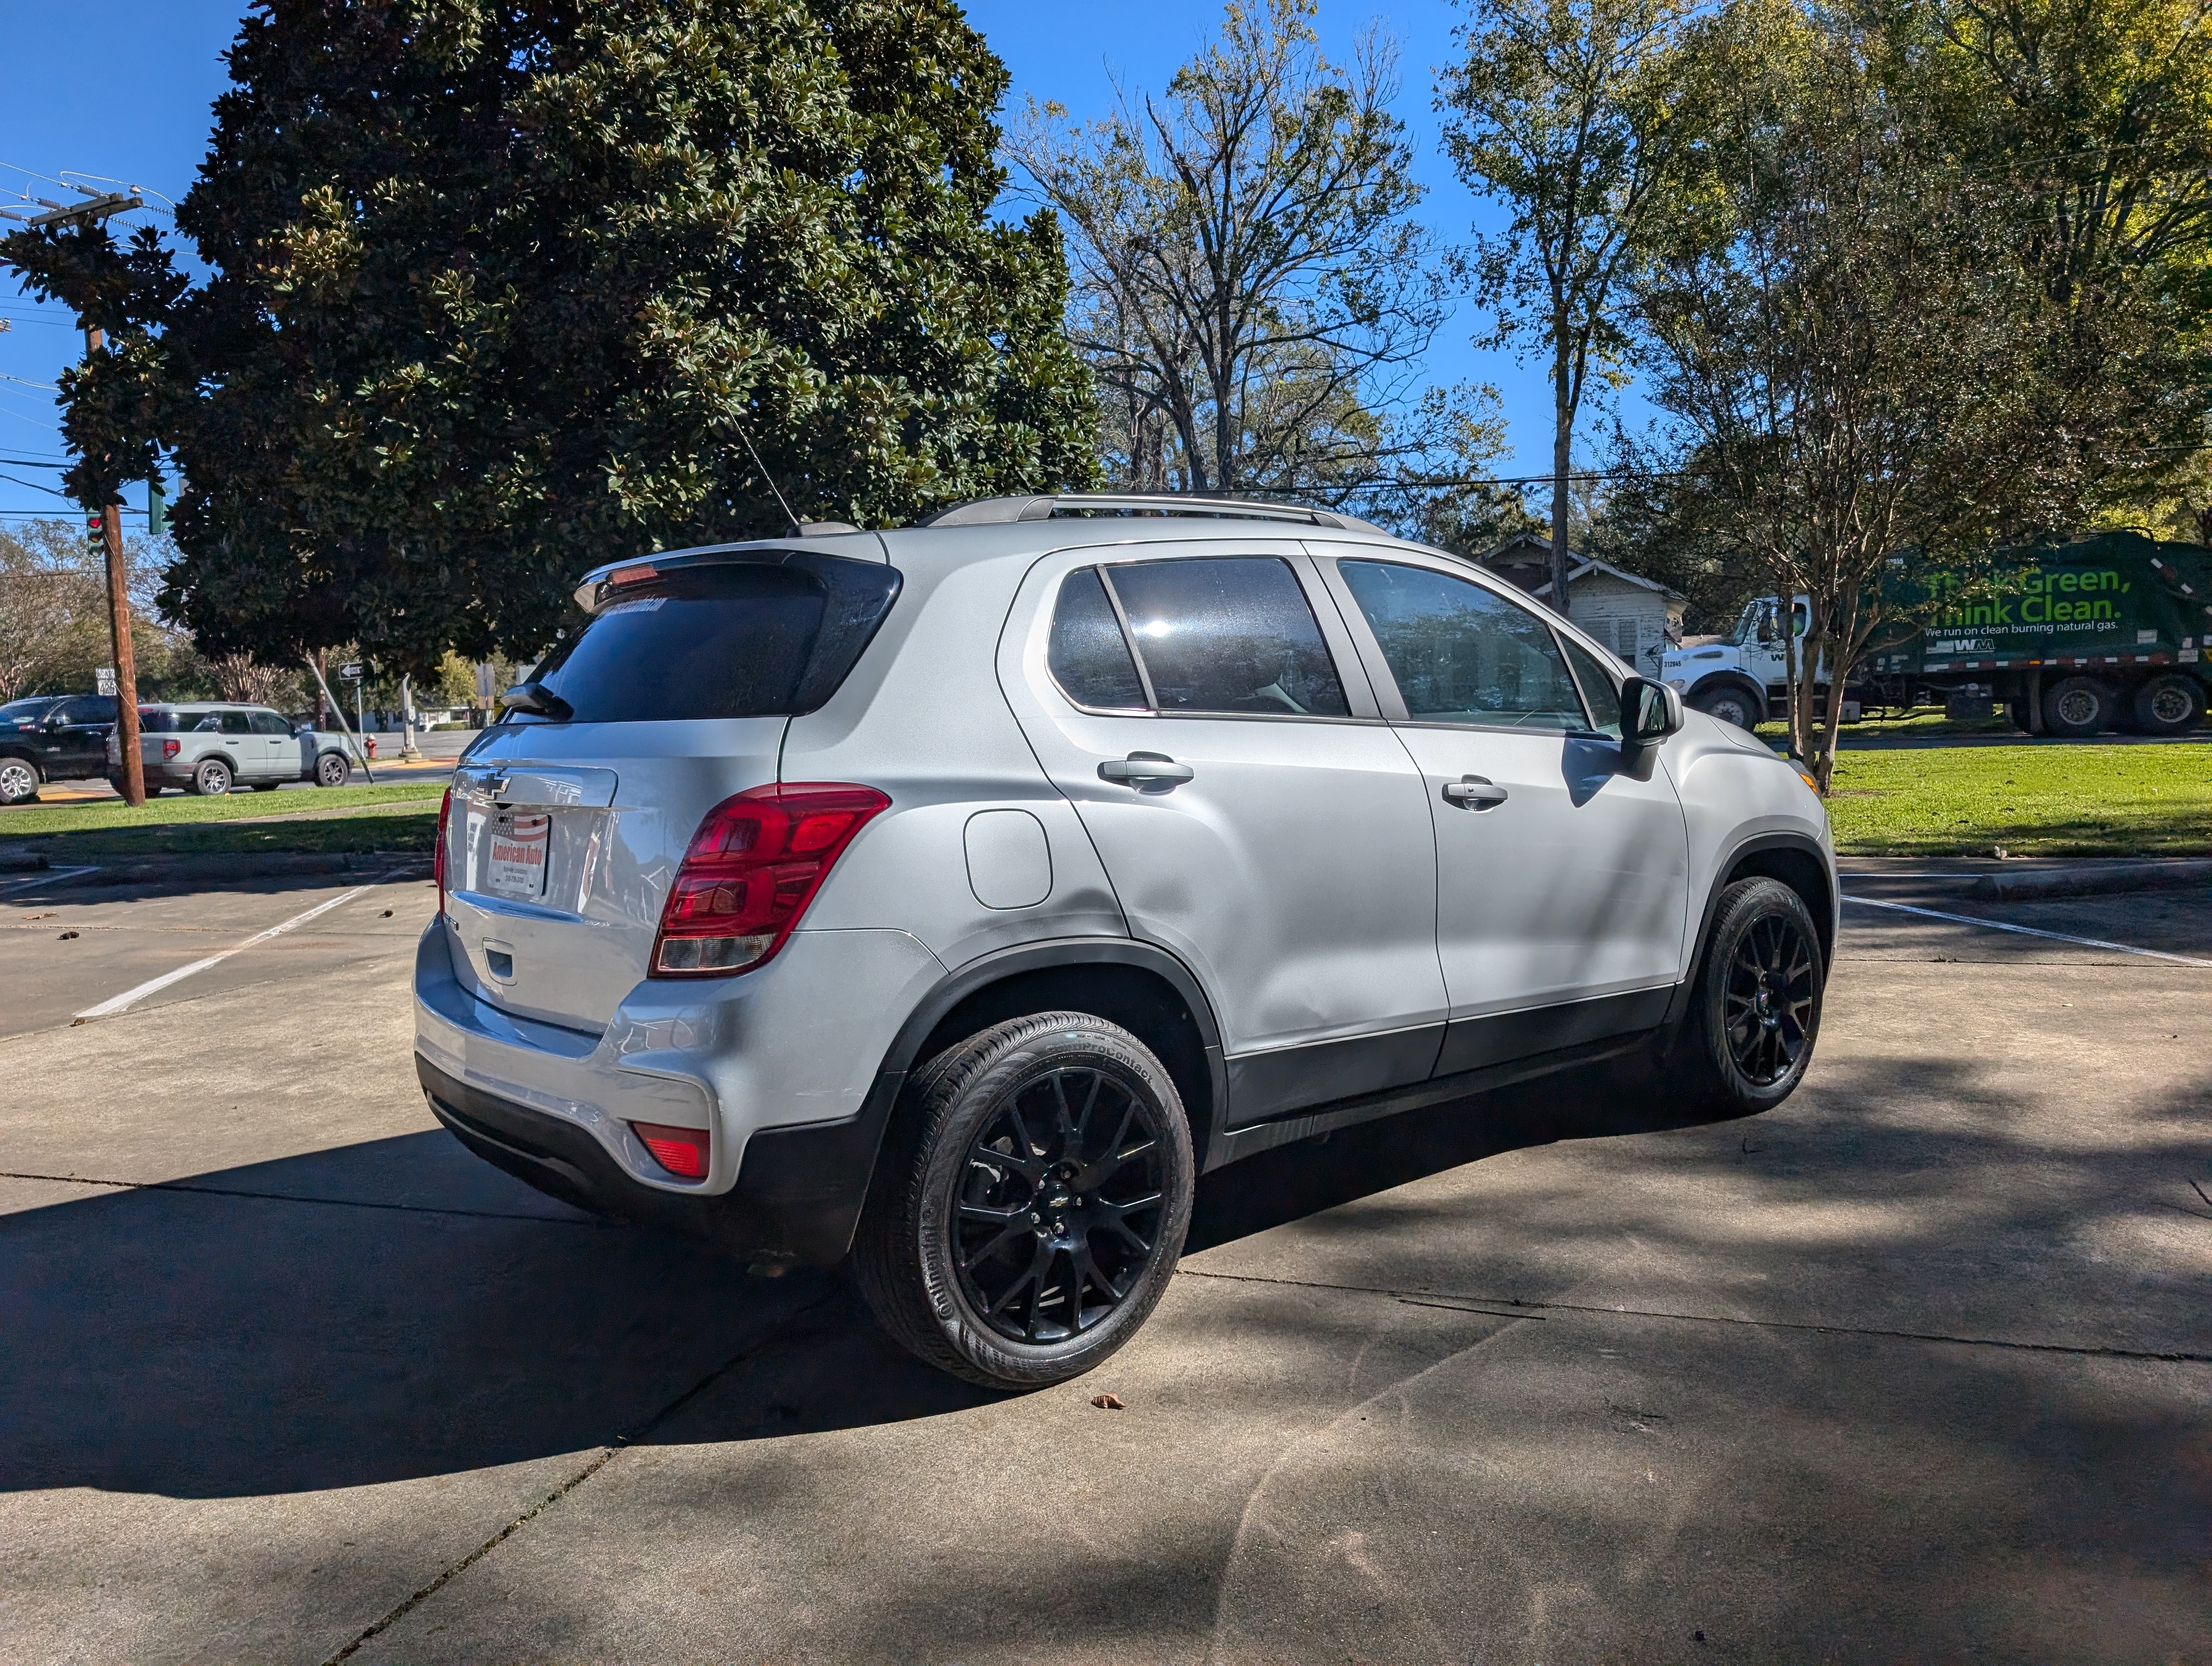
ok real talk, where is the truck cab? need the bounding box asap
[1660,599,1842,732]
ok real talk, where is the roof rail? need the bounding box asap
[918,492,1388,535]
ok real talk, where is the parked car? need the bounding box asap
[415,493,1836,1389]
[110,703,357,795]
[0,693,120,805]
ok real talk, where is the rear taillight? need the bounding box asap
[161,739,179,759]
[434,785,452,919]
[632,1120,709,1178]
[651,783,889,977]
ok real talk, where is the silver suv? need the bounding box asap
[415,495,1834,1388]
[111,703,357,795]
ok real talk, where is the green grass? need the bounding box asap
[1824,743,2212,856]
[0,781,442,838]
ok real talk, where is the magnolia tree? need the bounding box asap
[2,0,1097,672]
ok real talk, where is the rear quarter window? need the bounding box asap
[526,554,902,724]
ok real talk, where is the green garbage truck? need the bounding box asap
[1660,531,2212,736]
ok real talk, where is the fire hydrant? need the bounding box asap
[365,737,377,760]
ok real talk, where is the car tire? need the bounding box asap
[1689,681,1763,732]
[315,752,349,787]
[2131,674,2203,737]
[188,757,234,796]
[2041,675,2113,739]
[853,1011,1195,1391]
[0,758,40,806]
[1671,877,1824,1117]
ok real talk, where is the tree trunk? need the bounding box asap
[1549,337,1574,618]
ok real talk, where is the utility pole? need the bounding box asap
[86,325,144,802]
[15,187,153,805]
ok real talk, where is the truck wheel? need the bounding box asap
[2131,674,2203,737]
[314,752,350,787]
[188,757,234,796]
[853,1011,1194,1391]
[0,759,39,806]
[2041,676,2114,739]
[1690,681,1763,732]
[1670,877,1824,1117]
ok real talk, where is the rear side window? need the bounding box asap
[138,708,183,733]
[1339,560,1589,729]
[1104,557,1349,717]
[218,711,254,735]
[248,710,293,736]
[526,555,901,724]
[1048,568,1147,710]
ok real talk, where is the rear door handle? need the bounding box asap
[1442,775,1509,810]
[1098,752,1194,789]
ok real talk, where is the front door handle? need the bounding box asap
[1442,775,1509,810]
[1098,751,1194,789]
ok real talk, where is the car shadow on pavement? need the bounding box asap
[0,1051,1734,1502]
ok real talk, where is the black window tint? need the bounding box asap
[1048,567,1147,709]
[219,711,254,735]
[1106,557,1348,717]
[249,710,293,736]
[1339,560,1589,729]
[530,556,899,723]
[1558,635,1624,738]
[137,708,182,733]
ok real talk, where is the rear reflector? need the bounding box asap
[632,1121,710,1179]
[651,783,890,978]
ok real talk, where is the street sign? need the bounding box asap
[339,662,363,680]
[95,668,117,696]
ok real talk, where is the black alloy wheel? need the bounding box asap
[1678,876,1825,1116]
[952,1064,1167,1345]
[1721,909,1819,1087]
[854,1011,1194,1389]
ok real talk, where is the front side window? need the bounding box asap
[1106,557,1349,718]
[1558,634,1624,738]
[1339,560,1589,730]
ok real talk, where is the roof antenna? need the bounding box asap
[736,425,801,534]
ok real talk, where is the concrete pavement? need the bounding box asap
[0,867,2204,1662]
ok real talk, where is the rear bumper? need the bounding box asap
[417,1053,897,1264]
[411,916,946,1263]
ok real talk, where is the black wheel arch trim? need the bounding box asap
[1664,831,1836,1033]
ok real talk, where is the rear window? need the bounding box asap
[524,555,902,724]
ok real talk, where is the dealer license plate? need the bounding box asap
[485,811,551,900]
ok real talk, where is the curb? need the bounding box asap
[1970,860,2212,901]
[49,851,433,887]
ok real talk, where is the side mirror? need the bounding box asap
[1617,677,1682,778]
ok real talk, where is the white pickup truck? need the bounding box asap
[109,702,360,796]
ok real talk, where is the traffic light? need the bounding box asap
[147,477,166,536]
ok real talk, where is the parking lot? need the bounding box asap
[1,861,2205,1662]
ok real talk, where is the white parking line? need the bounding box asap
[74,880,390,1020]
[1843,894,2212,967]
[0,866,100,895]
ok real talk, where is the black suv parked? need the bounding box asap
[0,694,120,805]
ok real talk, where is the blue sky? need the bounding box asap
[0,1,1587,523]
